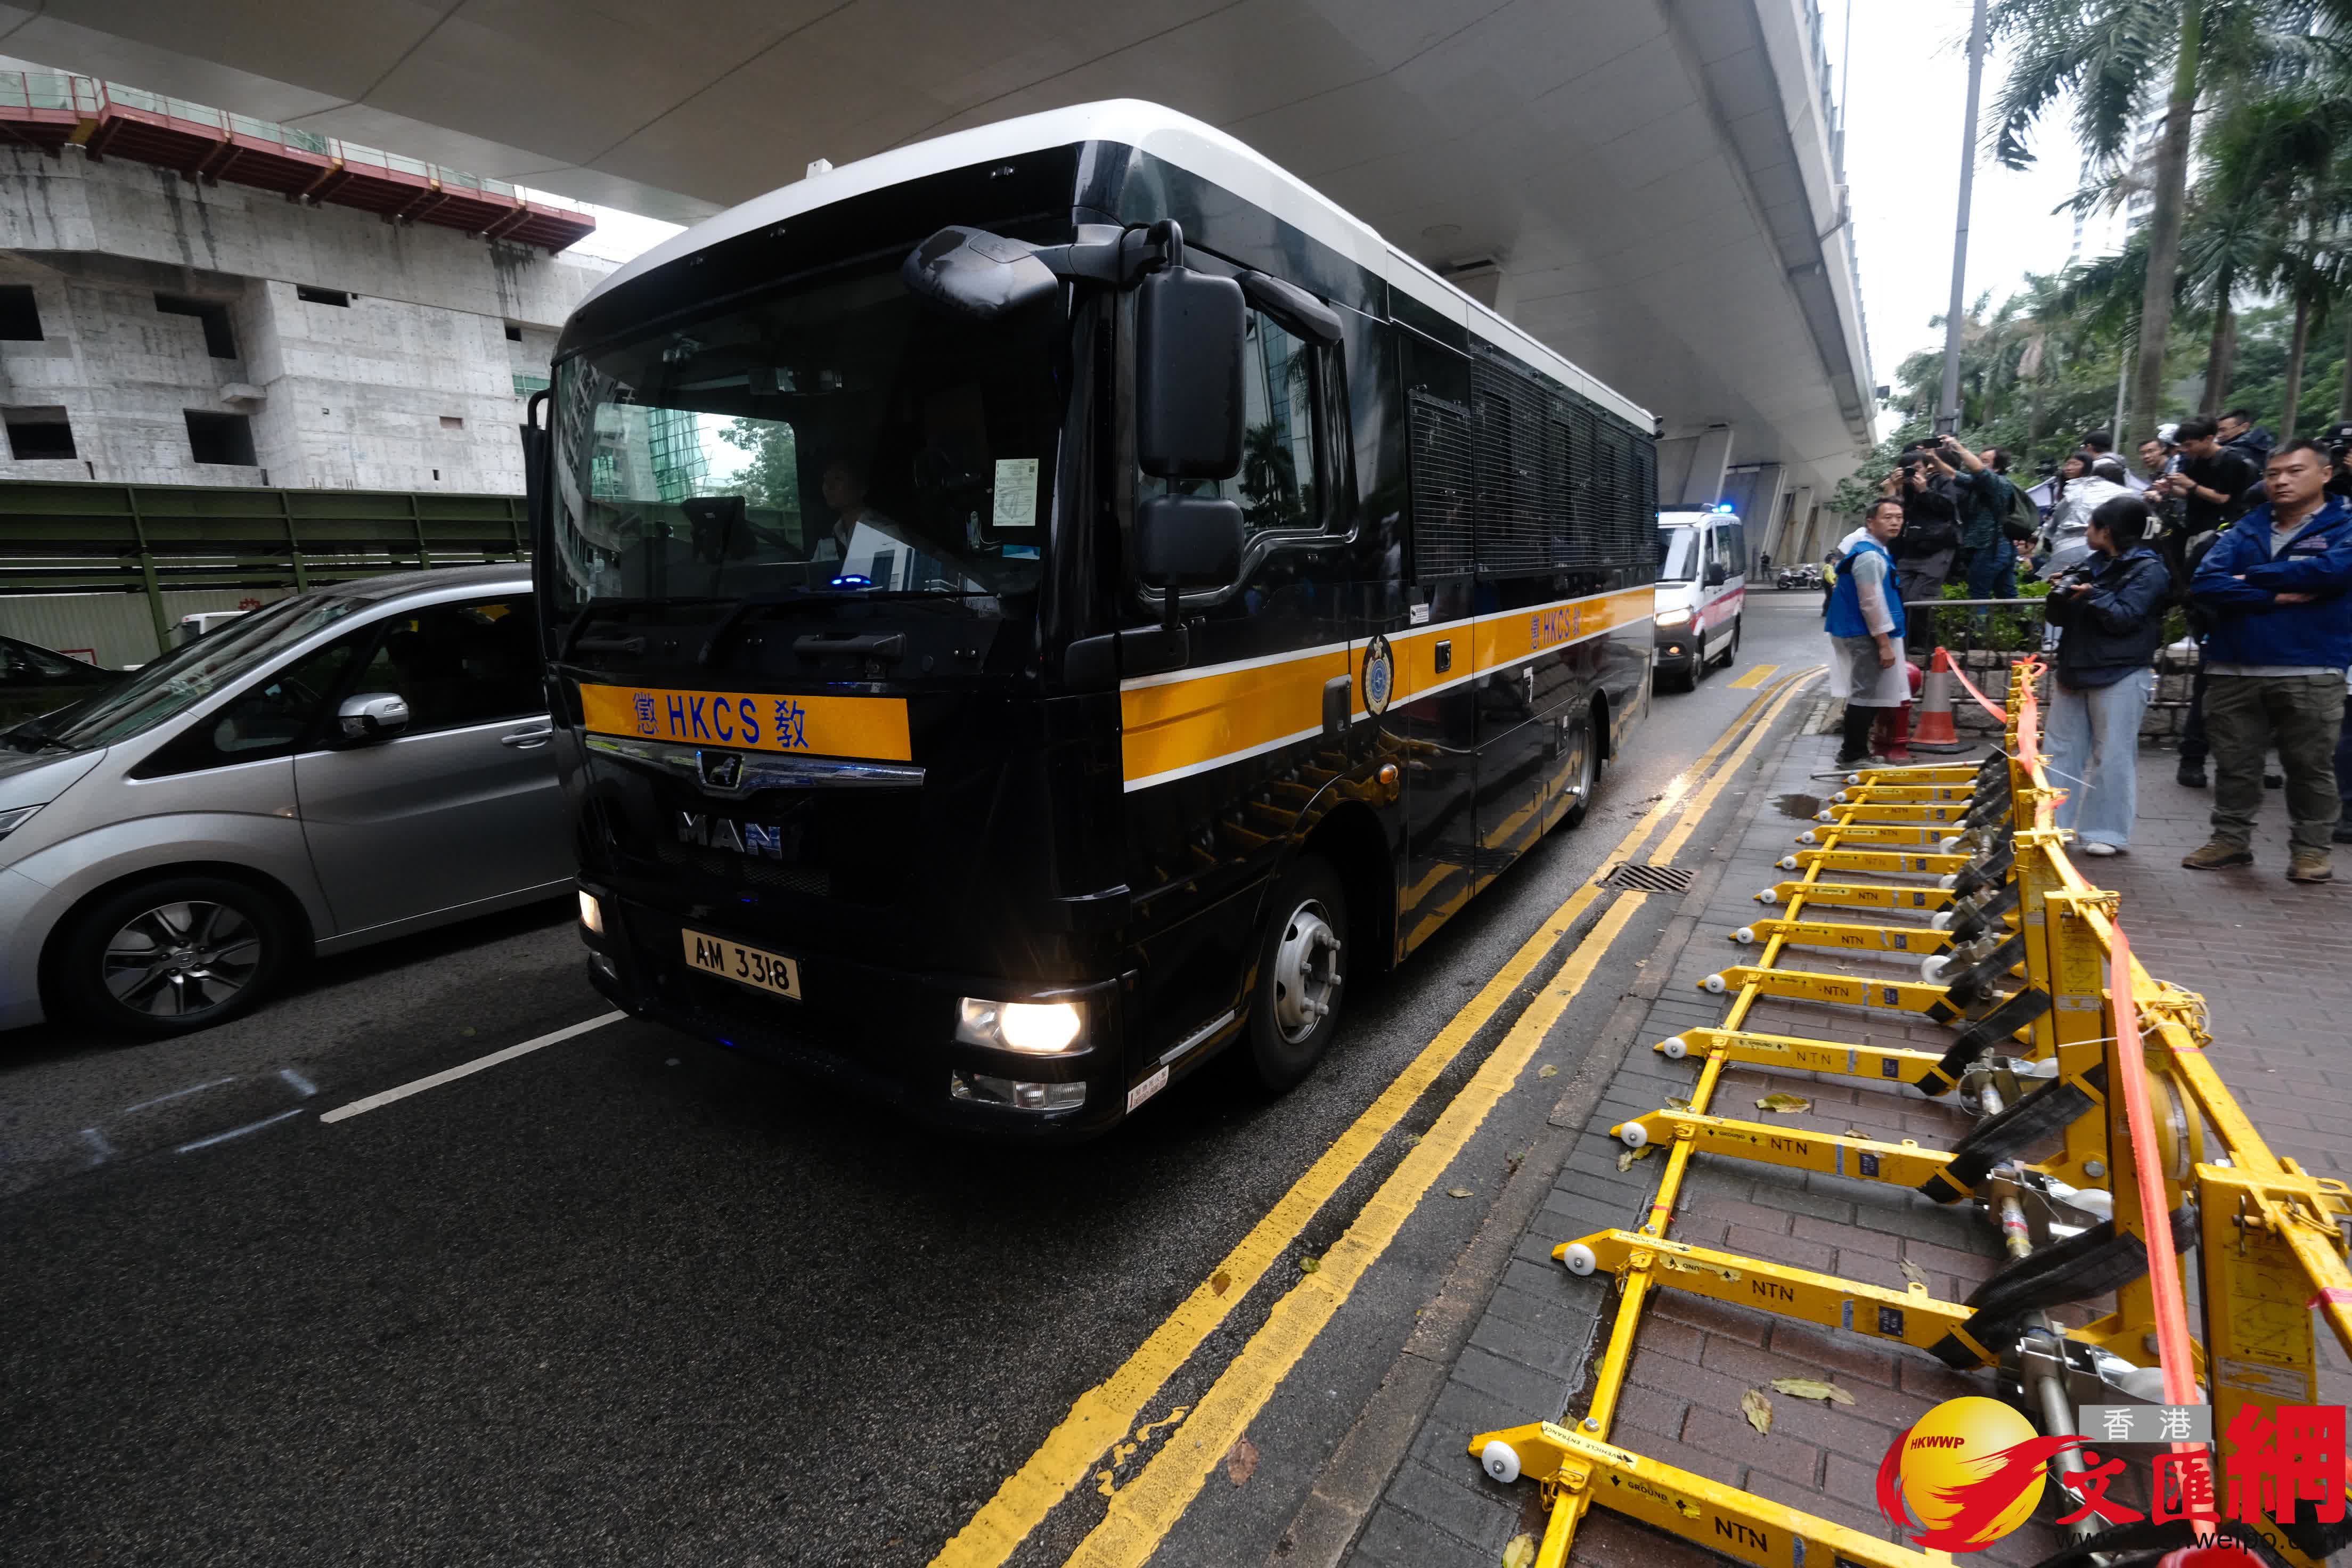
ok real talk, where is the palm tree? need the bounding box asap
[2202,86,2352,434]
[1988,0,2352,444]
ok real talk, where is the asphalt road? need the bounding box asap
[1,593,1830,1567]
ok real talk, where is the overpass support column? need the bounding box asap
[1666,423,1735,507]
[1770,485,1814,566]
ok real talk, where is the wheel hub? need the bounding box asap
[102,900,260,1017]
[1271,900,1342,1044]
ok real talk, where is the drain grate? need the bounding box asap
[1600,862,1696,895]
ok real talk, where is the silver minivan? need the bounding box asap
[0,565,570,1036]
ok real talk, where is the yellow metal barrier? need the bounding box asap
[1469,656,2352,1568]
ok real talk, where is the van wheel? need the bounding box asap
[1246,856,1349,1092]
[1717,616,1742,668]
[56,875,292,1036]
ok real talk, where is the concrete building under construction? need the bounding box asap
[0,64,608,495]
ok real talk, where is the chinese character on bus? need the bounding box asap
[773,698,809,752]
[633,692,658,736]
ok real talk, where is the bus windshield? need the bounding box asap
[546,260,1066,624]
[1656,524,1702,583]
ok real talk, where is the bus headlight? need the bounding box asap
[1654,608,1692,630]
[957,997,1084,1054]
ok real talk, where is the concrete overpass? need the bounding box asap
[0,0,1875,532]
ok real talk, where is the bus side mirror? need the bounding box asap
[1136,495,1244,592]
[522,389,550,543]
[1137,268,1245,479]
[900,226,1059,321]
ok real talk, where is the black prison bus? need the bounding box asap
[533,101,1659,1138]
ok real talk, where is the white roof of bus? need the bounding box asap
[582,99,1655,431]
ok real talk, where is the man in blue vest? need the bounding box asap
[2185,439,2352,882]
[1828,496,1910,767]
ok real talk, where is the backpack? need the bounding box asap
[2000,481,2040,542]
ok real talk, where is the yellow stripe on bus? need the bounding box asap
[1118,586,1654,790]
[578,682,912,762]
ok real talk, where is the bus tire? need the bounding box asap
[1562,714,1599,829]
[1246,855,1349,1093]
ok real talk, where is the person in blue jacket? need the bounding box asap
[2185,440,2352,882]
[2042,495,2171,855]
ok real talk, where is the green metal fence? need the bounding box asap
[0,480,529,651]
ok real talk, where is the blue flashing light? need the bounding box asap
[1713,502,1735,512]
[829,573,872,589]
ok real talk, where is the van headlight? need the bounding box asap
[957,997,1084,1055]
[1655,609,1692,630]
[0,804,41,839]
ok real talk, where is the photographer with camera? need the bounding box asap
[2165,418,2261,537]
[1939,438,2027,603]
[1881,441,1962,655]
[2038,449,2133,581]
[2041,495,2170,856]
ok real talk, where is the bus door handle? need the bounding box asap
[1322,676,1352,738]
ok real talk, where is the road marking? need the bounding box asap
[1728,663,1780,689]
[121,1075,238,1115]
[318,1011,626,1124]
[1646,671,1820,867]
[177,1106,307,1154]
[1066,889,1652,1568]
[930,672,1808,1568]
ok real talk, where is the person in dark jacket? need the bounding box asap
[2043,495,2170,855]
[2185,440,2352,882]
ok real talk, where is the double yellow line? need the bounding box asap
[933,668,1822,1568]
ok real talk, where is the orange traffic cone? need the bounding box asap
[1911,648,1966,752]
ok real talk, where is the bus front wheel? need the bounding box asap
[1246,856,1350,1092]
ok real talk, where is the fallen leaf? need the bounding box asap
[1755,1092,1812,1114]
[1667,1094,1693,1110]
[460,1026,477,1038]
[1742,1388,1773,1434]
[1616,1145,1656,1172]
[1502,1534,1537,1568]
[1448,1187,1474,1199]
[1297,1254,1321,1276]
[1209,1271,1231,1297]
[1224,1437,1259,1485]
[1770,1377,1856,1406]
[1538,1064,1559,1079]
[1900,1259,1929,1289]
[1845,1127,1865,1139]
[1403,1133,1423,1148]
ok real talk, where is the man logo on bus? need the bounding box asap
[1875,1397,2084,1550]
[1362,635,1395,717]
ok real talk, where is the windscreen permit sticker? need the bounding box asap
[992,457,1040,530]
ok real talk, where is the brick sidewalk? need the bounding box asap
[1353,728,2351,1567]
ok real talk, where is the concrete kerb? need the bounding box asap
[1269,691,1814,1568]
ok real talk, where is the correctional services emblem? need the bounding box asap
[1361,635,1395,717]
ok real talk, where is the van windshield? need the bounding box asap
[545,256,1066,626]
[23,594,366,751]
[1656,525,1702,583]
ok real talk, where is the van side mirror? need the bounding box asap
[1135,495,1244,591]
[1704,562,1728,587]
[336,692,410,745]
[1137,269,1245,479]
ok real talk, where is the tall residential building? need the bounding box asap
[0,65,612,494]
